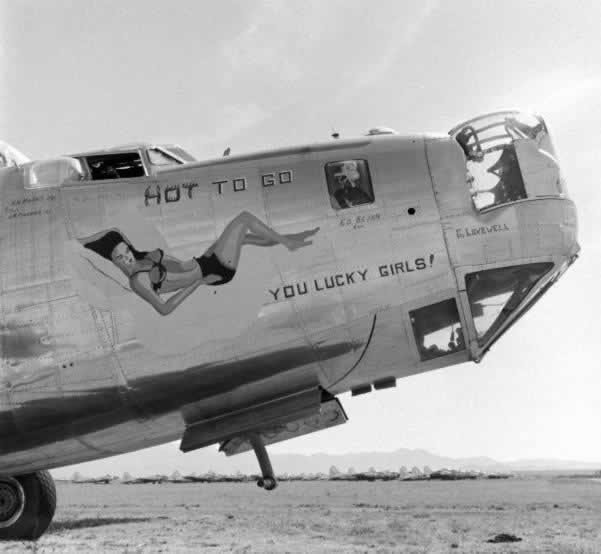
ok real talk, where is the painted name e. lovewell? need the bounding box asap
[456,223,510,240]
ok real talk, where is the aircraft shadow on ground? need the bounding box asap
[49,516,156,532]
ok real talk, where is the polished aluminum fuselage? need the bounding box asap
[0,132,578,474]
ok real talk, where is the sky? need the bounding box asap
[1,0,600,474]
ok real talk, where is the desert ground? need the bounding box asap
[3,477,601,553]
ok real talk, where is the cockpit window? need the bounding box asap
[147,147,182,166]
[166,146,196,163]
[85,152,146,180]
[25,157,84,189]
[325,159,374,210]
[410,299,465,361]
[450,112,564,211]
[465,262,553,345]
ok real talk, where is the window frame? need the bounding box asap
[324,158,375,211]
[455,258,559,360]
[464,261,555,347]
[401,290,470,365]
[409,298,467,362]
[146,146,185,166]
[79,150,149,181]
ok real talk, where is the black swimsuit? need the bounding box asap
[131,249,167,292]
[195,253,236,286]
[132,249,235,291]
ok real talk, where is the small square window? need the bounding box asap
[325,159,374,210]
[410,299,465,361]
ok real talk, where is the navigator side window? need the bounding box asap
[85,152,146,180]
[325,159,374,210]
[410,299,465,361]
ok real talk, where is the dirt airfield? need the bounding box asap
[3,477,601,553]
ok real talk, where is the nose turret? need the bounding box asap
[426,110,579,361]
[449,111,568,212]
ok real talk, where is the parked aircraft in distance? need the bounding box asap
[122,474,169,485]
[71,474,116,485]
[0,110,578,539]
[167,471,189,483]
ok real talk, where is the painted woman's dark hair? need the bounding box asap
[83,229,147,261]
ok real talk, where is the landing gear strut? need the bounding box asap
[248,433,277,491]
[0,471,56,540]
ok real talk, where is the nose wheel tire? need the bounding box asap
[0,471,56,541]
[257,477,277,491]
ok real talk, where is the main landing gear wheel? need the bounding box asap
[0,471,56,540]
[248,433,278,491]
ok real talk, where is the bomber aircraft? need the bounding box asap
[122,474,168,485]
[0,111,578,539]
[71,473,115,484]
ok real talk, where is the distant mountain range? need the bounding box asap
[51,444,601,479]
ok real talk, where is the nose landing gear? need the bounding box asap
[248,432,278,491]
